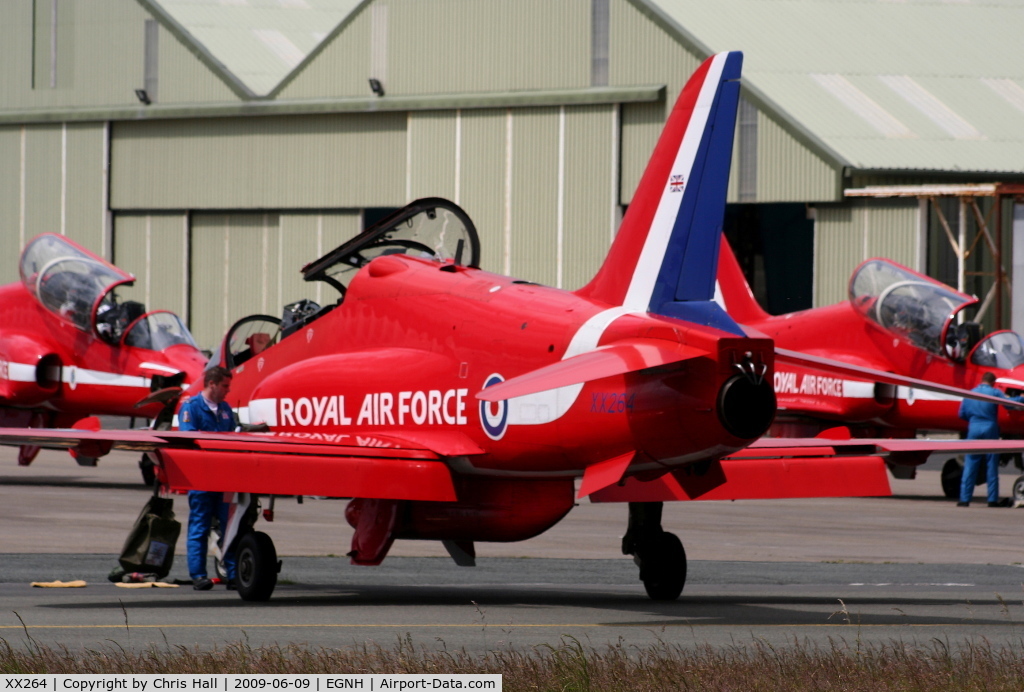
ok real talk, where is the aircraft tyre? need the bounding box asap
[1013,474,1024,504]
[640,531,687,601]
[941,458,962,500]
[236,531,278,602]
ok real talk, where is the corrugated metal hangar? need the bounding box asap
[2,0,1024,349]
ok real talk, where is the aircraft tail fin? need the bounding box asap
[715,233,771,324]
[576,51,744,335]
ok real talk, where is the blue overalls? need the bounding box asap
[958,384,1016,504]
[179,394,237,580]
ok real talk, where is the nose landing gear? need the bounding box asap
[236,530,280,602]
[622,502,687,601]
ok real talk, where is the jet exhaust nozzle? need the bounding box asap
[717,374,775,440]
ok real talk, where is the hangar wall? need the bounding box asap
[1,0,970,349]
[113,213,189,321]
[107,98,621,348]
[0,0,158,110]
[0,123,109,284]
[278,0,592,99]
[114,211,362,349]
[814,199,921,307]
[111,113,408,209]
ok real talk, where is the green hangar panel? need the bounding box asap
[110,113,408,210]
[3,0,1024,349]
[0,123,109,284]
[814,199,921,307]
[114,213,190,321]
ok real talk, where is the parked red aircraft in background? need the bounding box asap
[3,52,1022,603]
[0,233,206,467]
[716,234,1024,498]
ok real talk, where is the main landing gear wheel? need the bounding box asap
[623,502,687,601]
[639,532,687,601]
[236,531,279,602]
[941,458,963,500]
[1012,475,1024,505]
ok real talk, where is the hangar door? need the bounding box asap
[189,212,359,349]
[113,212,189,323]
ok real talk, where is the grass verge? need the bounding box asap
[2,634,1024,690]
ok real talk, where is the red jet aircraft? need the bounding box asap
[0,233,206,467]
[716,234,1024,498]
[4,52,1022,602]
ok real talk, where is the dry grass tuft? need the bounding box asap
[2,634,1024,690]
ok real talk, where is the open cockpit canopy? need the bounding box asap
[218,199,481,367]
[302,198,480,297]
[19,234,200,351]
[849,258,976,358]
[20,234,134,335]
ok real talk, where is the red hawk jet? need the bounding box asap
[716,234,1024,498]
[3,52,1020,602]
[0,233,206,466]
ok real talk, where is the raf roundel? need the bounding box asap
[479,373,509,440]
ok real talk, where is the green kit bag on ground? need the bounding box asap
[118,495,181,578]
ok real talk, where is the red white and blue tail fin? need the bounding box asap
[577,51,744,334]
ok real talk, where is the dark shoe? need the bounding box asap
[193,577,214,591]
[225,580,237,591]
[956,502,969,507]
[989,498,1012,507]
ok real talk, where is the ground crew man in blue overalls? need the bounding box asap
[179,366,237,589]
[958,371,1022,507]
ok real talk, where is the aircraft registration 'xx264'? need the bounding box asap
[4,52,1024,602]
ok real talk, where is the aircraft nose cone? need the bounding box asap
[717,374,775,440]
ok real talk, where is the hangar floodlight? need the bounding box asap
[368,78,385,97]
[134,89,151,106]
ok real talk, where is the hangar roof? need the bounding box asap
[137,0,1024,175]
[641,0,1024,174]
[141,0,363,98]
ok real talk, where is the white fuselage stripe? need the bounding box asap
[775,375,962,403]
[0,360,148,389]
[507,306,641,426]
[138,361,181,375]
[6,363,37,383]
[63,367,148,388]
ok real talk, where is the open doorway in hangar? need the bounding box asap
[364,207,401,230]
[723,203,814,315]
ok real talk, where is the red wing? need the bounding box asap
[0,427,465,501]
[476,338,708,402]
[590,456,891,502]
[747,435,1024,466]
[591,436,1024,503]
[776,348,1024,410]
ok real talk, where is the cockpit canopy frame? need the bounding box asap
[301,198,481,297]
[19,233,135,336]
[122,310,200,352]
[19,233,200,352]
[849,258,977,359]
